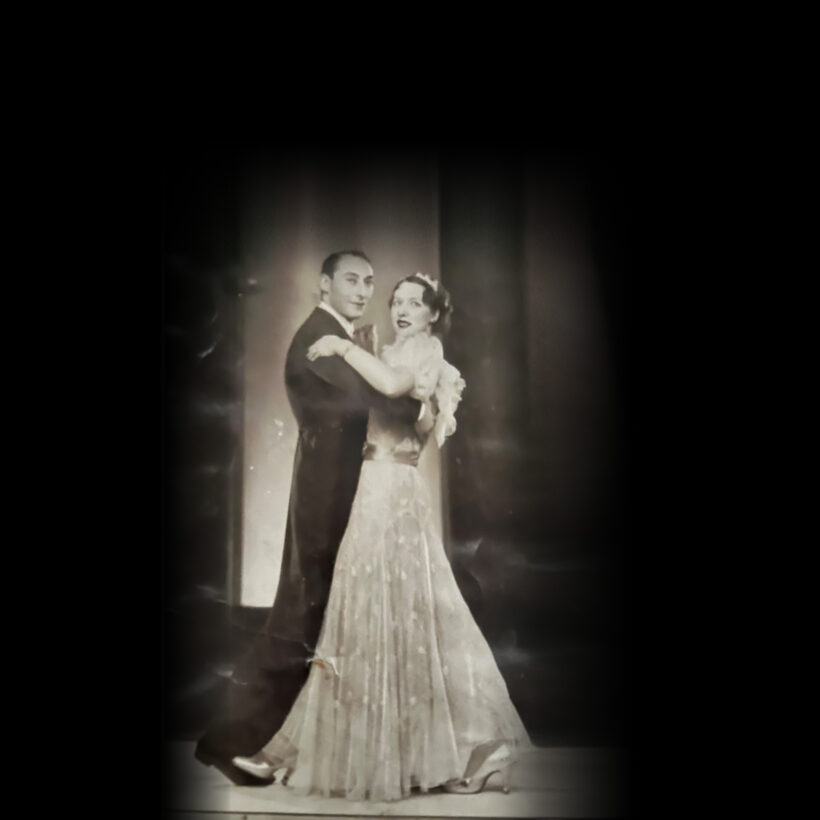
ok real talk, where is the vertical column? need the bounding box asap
[439,156,528,548]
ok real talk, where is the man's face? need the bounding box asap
[320,255,375,320]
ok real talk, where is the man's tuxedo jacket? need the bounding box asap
[265,307,421,646]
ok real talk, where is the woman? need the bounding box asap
[233,273,532,800]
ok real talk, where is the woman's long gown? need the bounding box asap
[259,332,532,801]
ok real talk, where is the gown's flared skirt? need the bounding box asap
[262,460,532,801]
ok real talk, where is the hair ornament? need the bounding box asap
[414,272,439,292]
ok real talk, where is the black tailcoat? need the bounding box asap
[267,307,421,645]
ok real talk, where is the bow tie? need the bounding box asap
[352,324,377,354]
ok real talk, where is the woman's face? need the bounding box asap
[390,281,438,340]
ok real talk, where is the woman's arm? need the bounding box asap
[307,335,414,398]
[414,396,436,435]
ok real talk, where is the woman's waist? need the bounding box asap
[362,440,420,467]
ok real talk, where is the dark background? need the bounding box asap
[161,142,635,754]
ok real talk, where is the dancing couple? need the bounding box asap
[197,251,531,801]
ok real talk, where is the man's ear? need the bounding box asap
[319,273,331,299]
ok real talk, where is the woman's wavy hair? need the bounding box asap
[389,273,453,337]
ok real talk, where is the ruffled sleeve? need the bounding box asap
[432,357,465,447]
[384,334,465,447]
[409,335,444,401]
[403,334,465,447]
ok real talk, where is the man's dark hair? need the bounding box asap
[320,250,372,278]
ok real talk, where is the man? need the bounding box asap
[195,251,422,781]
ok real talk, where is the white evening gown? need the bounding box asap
[260,332,532,801]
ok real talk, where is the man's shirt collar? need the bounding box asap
[318,301,355,338]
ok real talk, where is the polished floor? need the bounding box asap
[165,742,626,818]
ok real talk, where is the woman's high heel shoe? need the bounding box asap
[444,760,513,794]
[231,753,278,780]
[443,740,515,794]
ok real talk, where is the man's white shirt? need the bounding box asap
[317,301,355,338]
